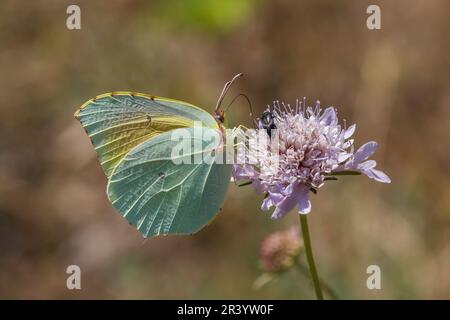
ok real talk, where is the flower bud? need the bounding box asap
[260,227,302,273]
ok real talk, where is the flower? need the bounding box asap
[260,227,302,273]
[233,99,390,219]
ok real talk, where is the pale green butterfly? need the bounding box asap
[74,74,245,237]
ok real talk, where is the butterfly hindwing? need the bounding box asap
[107,127,232,237]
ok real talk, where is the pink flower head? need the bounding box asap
[233,99,390,219]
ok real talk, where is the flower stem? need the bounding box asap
[299,214,324,300]
[295,263,339,300]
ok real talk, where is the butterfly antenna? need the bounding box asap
[215,73,244,113]
[224,93,253,117]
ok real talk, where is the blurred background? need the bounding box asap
[1,0,449,299]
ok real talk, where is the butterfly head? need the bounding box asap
[214,109,225,124]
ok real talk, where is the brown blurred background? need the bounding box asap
[1,0,449,299]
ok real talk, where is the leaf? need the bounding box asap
[107,128,231,237]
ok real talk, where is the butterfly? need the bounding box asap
[74,74,244,238]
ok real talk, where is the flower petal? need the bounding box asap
[270,183,302,219]
[232,164,258,181]
[297,184,312,214]
[343,139,354,149]
[358,160,376,170]
[261,197,273,211]
[320,107,338,126]
[368,168,391,183]
[268,191,285,205]
[252,179,266,194]
[338,152,352,163]
[271,207,289,219]
[353,141,378,164]
[344,124,356,139]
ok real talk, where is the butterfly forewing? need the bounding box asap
[74,92,217,177]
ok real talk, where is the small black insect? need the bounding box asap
[258,109,277,136]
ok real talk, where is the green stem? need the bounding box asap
[295,263,339,300]
[299,214,324,300]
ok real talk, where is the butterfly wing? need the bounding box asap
[74,92,218,177]
[107,127,232,237]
